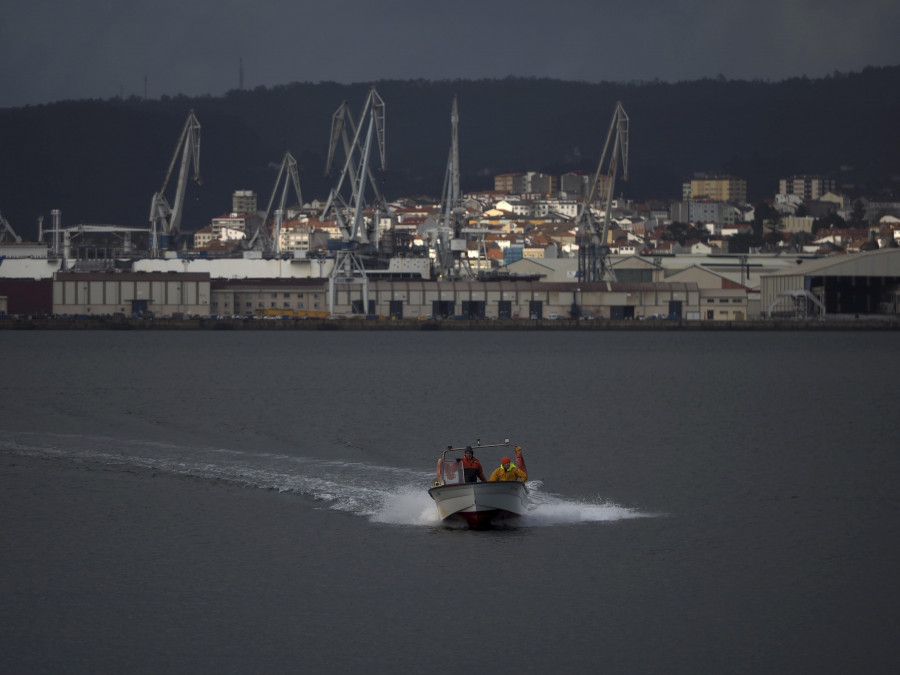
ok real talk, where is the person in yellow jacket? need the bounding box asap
[489,446,528,482]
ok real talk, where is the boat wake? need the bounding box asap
[520,484,650,526]
[1,430,650,527]
[373,482,650,528]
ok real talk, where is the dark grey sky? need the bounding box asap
[2,0,898,107]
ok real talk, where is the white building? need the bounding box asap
[211,214,253,240]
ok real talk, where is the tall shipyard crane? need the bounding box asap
[432,95,475,280]
[576,101,629,282]
[321,87,386,315]
[248,151,303,254]
[149,110,201,256]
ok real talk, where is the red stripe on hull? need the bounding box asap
[453,509,521,530]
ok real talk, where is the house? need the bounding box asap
[611,239,641,255]
[192,225,215,248]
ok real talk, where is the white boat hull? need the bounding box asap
[428,481,527,528]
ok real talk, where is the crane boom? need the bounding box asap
[321,89,386,235]
[442,95,461,230]
[149,110,201,255]
[0,209,22,243]
[323,87,388,316]
[249,151,303,253]
[577,101,629,282]
[434,95,473,280]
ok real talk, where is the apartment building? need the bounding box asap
[494,171,558,196]
[278,219,313,252]
[232,190,258,215]
[560,172,589,197]
[211,213,255,240]
[529,172,557,195]
[682,175,747,202]
[494,173,519,193]
[778,175,835,201]
[670,200,739,225]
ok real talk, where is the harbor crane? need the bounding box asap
[321,87,387,245]
[321,87,387,315]
[149,109,201,256]
[432,95,475,280]
[248,151,303,254]
[576,101,629,282]
[0,208,22,243]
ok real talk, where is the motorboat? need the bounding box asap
[428,440,528,528]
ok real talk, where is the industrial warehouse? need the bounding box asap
[10,247,897,324]
[49,273,701,322]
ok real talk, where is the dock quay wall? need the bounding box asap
[1,317,897,331]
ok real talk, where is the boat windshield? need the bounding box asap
[437,459,464,485]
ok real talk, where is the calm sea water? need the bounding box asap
[2,330,899,674]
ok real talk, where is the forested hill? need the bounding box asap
[2,66,898,240]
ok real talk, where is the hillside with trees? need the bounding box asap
[1,66,898,240]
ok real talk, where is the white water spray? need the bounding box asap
[2,430,651,527]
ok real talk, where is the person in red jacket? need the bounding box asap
[460,446,488,483]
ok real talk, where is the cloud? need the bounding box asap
[2,0,898,107]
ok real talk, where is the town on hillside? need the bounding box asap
[184,173,899,262]
[2,167,899,322]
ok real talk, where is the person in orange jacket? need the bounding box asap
[459,446,488,483]
[489,446,528,482]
